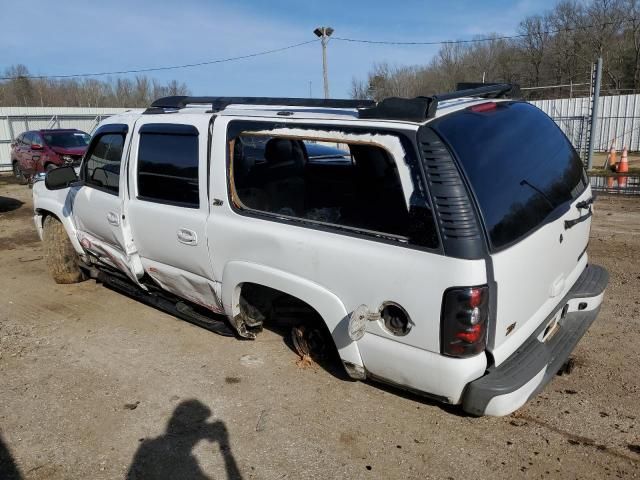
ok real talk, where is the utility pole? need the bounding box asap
[586,57,603,171]
[313,27,334,99]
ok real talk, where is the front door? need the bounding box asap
[73,123,133,276]
[125,117,222,312]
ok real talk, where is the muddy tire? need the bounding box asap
[42,216,86,284]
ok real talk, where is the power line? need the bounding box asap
[0,39,319,80]
[332,19,638,46]
[2,17,637,81]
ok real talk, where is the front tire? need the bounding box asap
[42,216,86,284]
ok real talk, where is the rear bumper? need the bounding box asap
[462,264,609,416]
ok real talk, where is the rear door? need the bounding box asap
[432,101,591,365]
[125,116,222,312]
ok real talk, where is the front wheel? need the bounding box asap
[42,216,87,284]
[12,161,28,185]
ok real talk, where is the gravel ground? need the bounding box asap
[0,175,639,479]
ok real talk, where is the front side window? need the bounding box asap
[137,126,199,208]
[83,133,125,194]
[230,127,439,248]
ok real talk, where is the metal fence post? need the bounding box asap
[586,57,603,170]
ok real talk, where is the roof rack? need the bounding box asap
[147,83,519,122]
[149,96,375,111]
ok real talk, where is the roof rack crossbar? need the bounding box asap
[149,96,376,110]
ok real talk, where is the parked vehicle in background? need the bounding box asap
[11,129,90,183]
[32,85,608,416]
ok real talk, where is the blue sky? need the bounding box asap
[1,0,559,98]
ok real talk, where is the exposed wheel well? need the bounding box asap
[35,208,58,222]
[239,282,324,328]
[237,282,341,368]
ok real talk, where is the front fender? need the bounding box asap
[221,260,364,373]
[32,182,83,255]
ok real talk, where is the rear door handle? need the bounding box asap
[177,228,198,246]
[106,211,120,226]
[565,208,592,230]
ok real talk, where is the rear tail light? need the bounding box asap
[441,285,489,358]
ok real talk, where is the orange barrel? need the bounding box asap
[617,147,629,173]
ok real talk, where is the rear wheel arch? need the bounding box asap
[221,261,364,372]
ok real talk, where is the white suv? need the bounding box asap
[32,84,608,416]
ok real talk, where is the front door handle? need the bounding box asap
[177,228,198,246]
[106,211,120,226]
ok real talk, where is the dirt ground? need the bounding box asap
[0,176,639,480]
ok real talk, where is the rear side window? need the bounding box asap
[137,125,199,208]
[84,133,125,194]
[229,128,439,248]
[432,102,587,249]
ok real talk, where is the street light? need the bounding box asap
[314,27,334,99]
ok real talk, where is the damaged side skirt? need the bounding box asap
[88,267,236,337]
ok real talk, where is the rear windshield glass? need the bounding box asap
[432,101,587,249]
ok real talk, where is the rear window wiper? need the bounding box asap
[519,179,554,210]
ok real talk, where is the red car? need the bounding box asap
[11,129,90,183]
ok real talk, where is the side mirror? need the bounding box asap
[45,165,78,190]
[31,144,43,150]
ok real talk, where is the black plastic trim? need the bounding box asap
[94,123,129,136]
[139,123,199,136]
[416,127,485,260]
[462,264,608,415]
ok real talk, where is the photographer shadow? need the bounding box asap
[127,399,242,480]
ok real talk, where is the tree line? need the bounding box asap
[0,64,190,108]
[352,0,640,100]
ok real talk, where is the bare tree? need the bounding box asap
[0,67,191,107]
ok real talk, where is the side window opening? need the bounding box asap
[137,128,199,208]
[230,131,438,247]
[84,133,125,194]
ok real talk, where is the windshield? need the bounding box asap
[432,101,587,250]
[44,131,91,148]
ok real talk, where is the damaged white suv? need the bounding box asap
[32,84,608,416]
